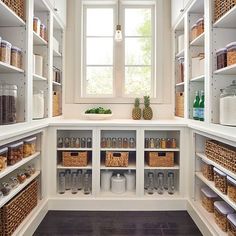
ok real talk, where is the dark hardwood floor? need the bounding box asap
[34,211,203,236]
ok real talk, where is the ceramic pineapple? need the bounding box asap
[143,96,153,120]
[132,98,141,120]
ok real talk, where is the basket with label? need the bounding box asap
[105,152,129,167]
[62,151,88,167]
[205,140,236,173]
[0,180,38,236]
[146,152,174,167]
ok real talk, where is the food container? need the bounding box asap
[201,186,218,213]
[11,46,22,68]
[33,90,45,119]
[201,159,214,181]
[40,23,47,41]
[146,152,174,167]
[9,177,19,189]
[228,214,236,236]
[196,18,204,35]
[33,54,43,76]
[226,42,236,66]
[17,173,26,183]
[220,80,236,126]
[124,170,135,191]
[160,138,166,149]
[0,40,12,64]
[177,57,184,84]
[191,24,198,41]
[1,182,11,196]
[216,48,227,70]
[8,142,23,165]
[0,147,8,171]
[214,167,227,194]
[227,176,236,203]
[101,170,113,191]
[105,152,129,167]
[214,201,234,232]
[111,173,126,194]
[33,17,41,34]
[171,138,177,148]
[23,137,36,157]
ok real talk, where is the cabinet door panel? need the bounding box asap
[55,0,67,26]
[171,0,184,26]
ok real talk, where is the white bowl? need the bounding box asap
[83,113,113,120]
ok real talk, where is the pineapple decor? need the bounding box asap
[132,98,142,120]
[143,96,153,120]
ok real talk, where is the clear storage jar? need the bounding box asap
[0,147,8,171]
[196,18,204,35]
[33,17,41,35]
[191,24,198,41]
[201,186,218,213]
[40,24,47,41]
[11,46,22,68]
[227,214,236,236]
[214,167,227,194]
[201,159,214,181]
[0,40,12,64]
[8,142,23,165]
[227,176,236,203]
[216,48,227,70]
[226,42,236,66]
[214,201,234,232]
[23,137,37,157]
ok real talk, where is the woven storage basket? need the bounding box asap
[0,180,38,236]
[105,152,129,167]
[175,92,184,118]
[1,0,25,20]
[214,0,236,22]
[53,91,61,117]
[205,140,236,173]
[62,151,88,167]
[146,152,174,167]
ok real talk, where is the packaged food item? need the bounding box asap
[17,172,26,183]
[160,138,166,149]
[227,214,236,236]
[171,138,177,148]
[155,138,160,148]
[0,40,12,64]
[166,138,172,148]
[201,186,218,213]
[122,138,129,148]
[0,147,8,171]
[191,24,198,41]
[214,201,234,232]
[214,167,227,194]
[226,42,236,66]
[23,137,36,157]
[70,137,76,148]
[202,159,214,181]
[11,46,22,68]
[196,18,204,35]
[8,142,23,165]
[33,17,41,34]
[216,48,227,70]
[40,23,47,40]
[227,176,236,203]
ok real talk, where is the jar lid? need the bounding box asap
[112,173,125,182]
[201,186,218,198]
[191,24,197,29]
[24,137,37,143]
[227,176,236,186]
[214,201,234,215]
[33,16,40,21]
[0,147,8,154]
[9,141,23,148]
[226,42,236,50]
[196,18,204,24]
[11,46,22,52]
[40,23,46,28]
[213,167,226,177]
[1,40,12,47]
[227,214,236,226]
[216,48,227,55]
[220,80,236,97]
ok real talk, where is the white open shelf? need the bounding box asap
[56,190,93,198]
[144,148,180,152]
[33,31,48,46]
[190,75,204,82]
[0,1,25,27]
[214,6,236,28]
[175,82,185,87]
[0,171,40,208]
[190,32,205,46]
[176,49,184,58]
[57,148,92,151]
[100,148,136,152]
[0,152,40,179]
[53,81,62,86]
[214,64,236,75]
[53,49,62,57]
[99,190,136,198]
[144,191,180,198]
[57,163,92,170]
[196,152,236,180]
[196,172,236,210]
[33,74,47,81]
[100,161,136,170]
[144,164,180,170]
[0,61,24,73]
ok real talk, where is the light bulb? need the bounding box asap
[115,25,122,42]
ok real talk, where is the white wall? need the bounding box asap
[63,0,174,119]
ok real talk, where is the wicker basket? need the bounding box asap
[53,91,61,117]
[105,152,129,167]
[205,140,236,173]
[0,180,38,236]
[146,152,174,167]
[1,0,25,20]
[62,151,88,167]
[175,92,184,118]
[214,0,236,22]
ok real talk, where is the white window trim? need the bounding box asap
[74,0,165,104]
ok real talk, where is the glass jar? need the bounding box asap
[83,173,91,195]
[64,137,70,148]
[106,138,112,148]
[220,80,236,126]
[71,172,78,194]
[216,48,227,70]
[160,138,166,149]
[196,18,204,35]
[123,138,129,148]
[129,138,136,149]
[11,46,22,68]
[147,172,154,195]
[77,170,83,190]
[8,142,23,165]
[65,169,71,190]
[117,138,123,148]
[157,172,164,195]
[0,147,8,171]
[28,165,36,175]
[145,138,149,148]
[9,177,19,189]
[23,137,36,157]
[177,57,184,83]
[149,138,155,149]
[226,42,236,66]
[33,90,44,119]
[155,138,160,149]
[17,172,26,183]
[171,138,177,149]
[166,138,172,148]
[112,138,117,148]
[57,137,63,148]
[40,23,47,41]
[167,172,175,195]
[81,137,86,148]
[33,17,41,34]
[87,138,92,148]
[101,137,107,148]
[75,138,80,148]
[70,137,76,148]
[58,172,65,194]
[1,182,11,196]
[0,40,12,64]
[24,168,32,178]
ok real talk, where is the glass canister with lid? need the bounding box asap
[226,42,236,66]
[220,80,236,126]
[0,40,12,64]
[216,48,227,70]
[11,46,22,68]
[196,18,204,35]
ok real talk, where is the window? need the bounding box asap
[76,1,162,103]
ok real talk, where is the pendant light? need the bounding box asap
[115,0,122,42]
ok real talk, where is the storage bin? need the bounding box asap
[23,137,36,158]
[175,92,184,117]
[105,152,129,167]
[226,42,236,66]
[8,142,23,165]
[33,54,43,76]
[216,48,227,70]
[0,147,7,172]
[0,40,12,64]
[227,176,236,203]
[62,151,88,167]
[191,24,198,41]
[11,46,22,68]
[196,18,204,35]
[214,201,234,232]
[214,167,227,194]
[201,159,214,181]
[227,214,236,236]
[146,152,174,167]
[201,186,218,213]
[214,0,236,22]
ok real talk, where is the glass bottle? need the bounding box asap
[118,138,123,148]
[145,138,149,148]
[168,172,175,195]
[112,138,117,148]
[83,173,91,195]
[123,138,129,148]
[171,138,177,149]
[71,172,78,194]
[199,90,205,121]
[81,137,86,148]
[150,138,155,148]
[64,137,70,148]
[87,137,92,148]
[65,169,71,190]
[160,138,166,149]
[155,138,160,149]
[144,171,148,190]
[58,172,65,194]
[157,173,164,195]
[101,137,107,148]
[147,172,154,195]
[166,138,172,148]
[129,138,135,148]
[70,137,76,148]
[57,137,63,148]
[106,138,112,148]
[77,170,83,190]
[75,137,80,148]
[193,91,200,120]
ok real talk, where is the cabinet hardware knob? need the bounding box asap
[54,8,58,12]
[180,9,184,12]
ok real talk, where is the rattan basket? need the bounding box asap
[146,152,174,167]
[105,152,129,167]
[175,92,184,118]
[1,0,25,20]
[214,0,236,22]
[62,151,88,167]
[0,180,38,236]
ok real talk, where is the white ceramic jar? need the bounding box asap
[111,173,126,194]
[124,170,135,191]
[101,170,112,191]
